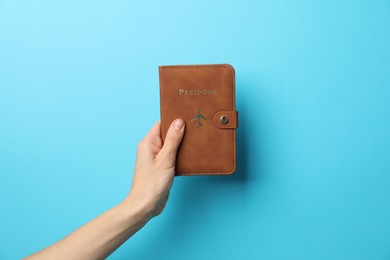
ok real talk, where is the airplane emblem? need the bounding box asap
[191,110,207,127]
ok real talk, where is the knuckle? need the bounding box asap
[137,140,146,151]
[152,135,162,146]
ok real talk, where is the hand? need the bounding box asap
[24,119,186,260]
[126,119,185,219]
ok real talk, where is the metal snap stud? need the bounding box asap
[220,115,229,125]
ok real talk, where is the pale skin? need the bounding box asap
[25,118,185,260]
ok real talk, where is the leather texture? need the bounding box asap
[159,64,238,176]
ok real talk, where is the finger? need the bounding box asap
[157,119,185,164]
[138,121,162,160]
[144,120,161,141]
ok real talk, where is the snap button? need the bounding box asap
[213,111,237,129]
[220,115,229,125]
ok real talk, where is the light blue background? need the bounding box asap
[1,0,390,259]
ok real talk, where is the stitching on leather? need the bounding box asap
[161,65,236,175]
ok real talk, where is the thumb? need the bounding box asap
[158,118,185,165]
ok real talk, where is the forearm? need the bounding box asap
[25,197,152,260]
[25,119,183,259]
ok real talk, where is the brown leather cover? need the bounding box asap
[159,64,238,176]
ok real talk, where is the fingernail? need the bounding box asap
[173,119,184,131]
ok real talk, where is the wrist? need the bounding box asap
[120,194,154,223]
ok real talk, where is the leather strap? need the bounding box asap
[213,111,238,129]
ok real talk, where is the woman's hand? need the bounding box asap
[126,119,185,219]
[25,119,185,260]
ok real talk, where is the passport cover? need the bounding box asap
[159,64,238,176]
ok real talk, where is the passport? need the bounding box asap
[159,64,238,176]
